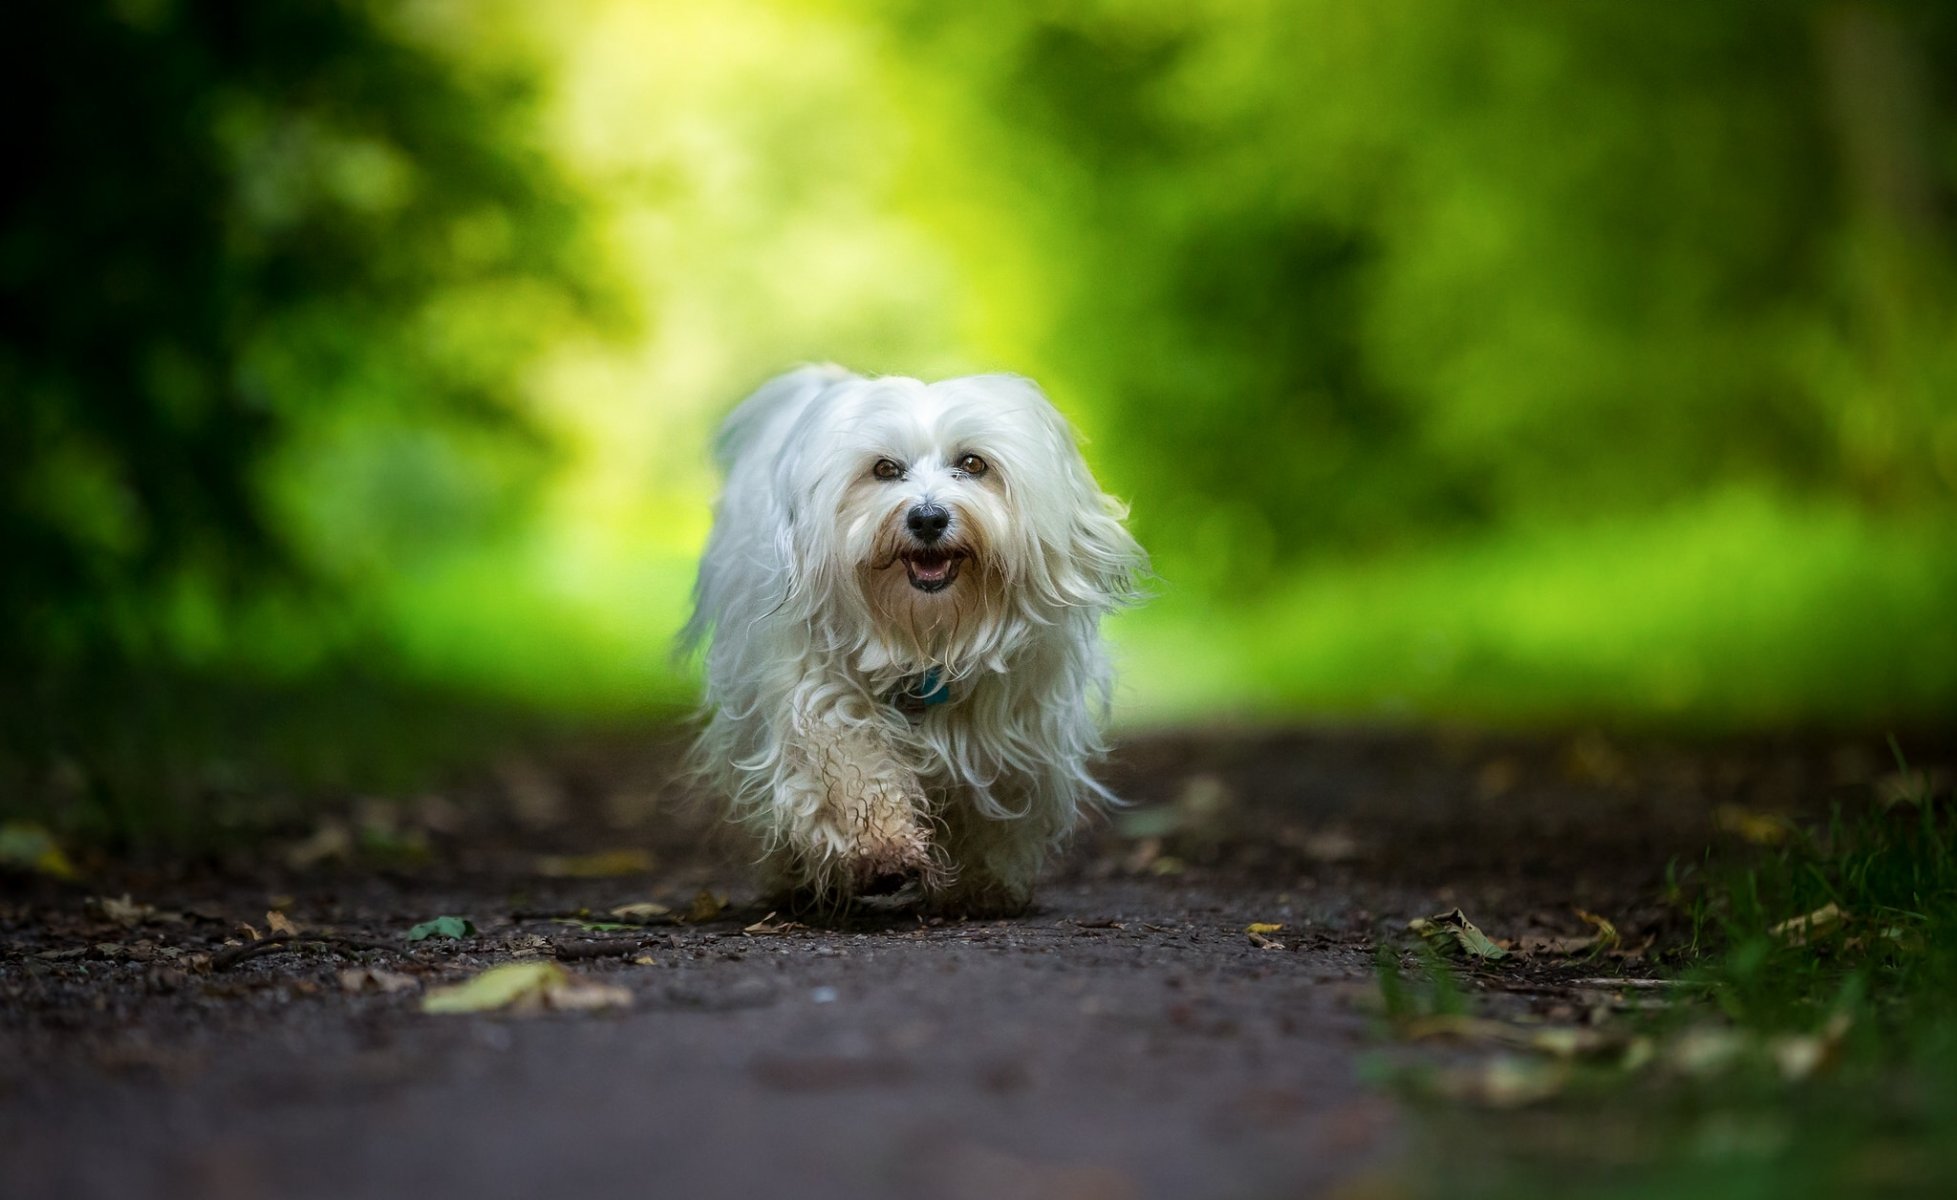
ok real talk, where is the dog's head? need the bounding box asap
[778,373,1143,671]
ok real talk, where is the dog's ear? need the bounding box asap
[953,374,1147,613]
[1059,479,1146,610]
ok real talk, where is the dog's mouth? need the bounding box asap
[900,548,967,594]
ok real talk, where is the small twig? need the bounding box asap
[211,933,408,971]
[1568,977,1697,991]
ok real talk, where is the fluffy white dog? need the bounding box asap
[682,366,1145,914]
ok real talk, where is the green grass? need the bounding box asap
[1117,490,1957,728]
[1383,754,1957,1198]
[84,488,1953,733]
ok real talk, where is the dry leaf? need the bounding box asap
[266,910,299,937]
[1769,903,1845,946]
[422,961,631,1015]
[1713,804,1793,845]
[285,820,354,870]
[1432,1055,1570,1108]
[96,894,153,925]
[547,976,635,1012]
[1408,908,1509,960]
[743,912,807,935]
[684,889,728,923]
[1668,1027,1748,1077]
[1769,1014,1851,1081]
[533,850,655,879]
[1576,909,1619,950]
[1300,830,1361,863]
[1247,930,1286,951]
[1401,1015,1617,1059]
[609,902,673,922]
[339,968,419,995]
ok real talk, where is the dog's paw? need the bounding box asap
[844,826,938,897]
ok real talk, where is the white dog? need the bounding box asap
[682,366,1145,913]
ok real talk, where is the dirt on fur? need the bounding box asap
[2,725,1944,1200]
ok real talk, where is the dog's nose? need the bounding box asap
[905,503,951,543]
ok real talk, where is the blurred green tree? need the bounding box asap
[0,1,602,670]
[887,0,1957,592]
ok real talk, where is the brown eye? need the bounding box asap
[873,458,904,481]
[957,453,989,477]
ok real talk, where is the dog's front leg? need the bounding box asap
[767,695,935,903]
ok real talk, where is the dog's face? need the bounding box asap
[778,374,1141,670]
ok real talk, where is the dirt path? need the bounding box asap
[1,726,1936,1199]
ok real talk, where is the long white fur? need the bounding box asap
[681,366,1145,911]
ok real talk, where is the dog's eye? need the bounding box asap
[957,454,989,477]
[872,458,905,481]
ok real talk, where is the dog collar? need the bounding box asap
[888,668,950,718]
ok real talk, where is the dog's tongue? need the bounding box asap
[910,558,952,583]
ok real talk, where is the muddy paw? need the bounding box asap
[845,829,939,897]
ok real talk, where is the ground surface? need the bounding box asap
[1,725,1941,1200]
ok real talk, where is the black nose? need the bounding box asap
[905,503,951,543]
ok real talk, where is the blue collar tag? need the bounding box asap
[889,667,950,718]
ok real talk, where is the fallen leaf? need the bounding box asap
[1576,909,1620,951]
[1401,1015,1619,1059]
[546,975,636,1012]
[1408,908,1509,960]
[1432,1055,1569,1108]
[1300,830,1361,863]
[1668,1027,1748,1077]
[238,922,262,942]
[421,961,631,1015]
[608,902,673,922]
[1513,933,1598,956]
[1713,804,1794,845]
[743,913,807,935]
[504,933,552,957]
[683,889,727,923]
[339,967,420,995]
[406,916,476,941]
[96,894,154,925]
[1245,922,1285,935]
[1770,1014,1852,1081]
[285,820,354,870]
[1769,903,1845,946]
[533,849,655,879]
[0,821,79,880]
[1247,930,1286,951]
[266,910,299,937]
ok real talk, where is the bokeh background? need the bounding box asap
[8,0,1957,820]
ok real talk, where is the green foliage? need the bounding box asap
[7,0,1957,738]
[886,0,1957,577]
[1396,756,1957,1199]
[1,1,603,669]
[1688,751,1957,1036]
[406,916,476,942]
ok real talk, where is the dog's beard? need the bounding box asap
[852,512,1007,668]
